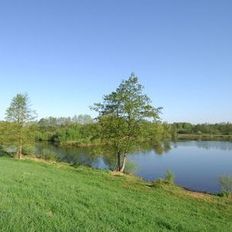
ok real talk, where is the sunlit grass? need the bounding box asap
[0,157,231,231]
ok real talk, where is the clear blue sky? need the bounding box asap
[0,0,232,123]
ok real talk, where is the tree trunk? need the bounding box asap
[117,151,121,171]
[17,128,23,159]
[18,136,23,159]
[18,145,22,159]
[119,154,127,173]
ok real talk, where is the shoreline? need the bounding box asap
[10,155,230,198]
[41,135,232,148]
[176,134,232,141]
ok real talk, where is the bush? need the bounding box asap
[150,170,175,187]
[22,145,35,156]
[219,176,232,196]
[164,170,175,184]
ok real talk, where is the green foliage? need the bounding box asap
[5,93,36,124]
[141,121,172,143]
[172,122,193,134]
[35,115,98,145]
[0,157,231,232]
[92,73,162,171]
[22,144,35,156]
[164,170,175,184]
[4,94,37,158]
[0,122,35,145]
[172,122,232,137]
[0,121,9,144]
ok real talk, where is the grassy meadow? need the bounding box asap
[0,157,231,232]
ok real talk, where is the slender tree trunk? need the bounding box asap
[117,151,121,171]
[119,154,127,173]
[18,145,22,159]
[18,135,23,159]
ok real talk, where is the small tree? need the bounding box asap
[5,93,37,159]
[92,74,161,172]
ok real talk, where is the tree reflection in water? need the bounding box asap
[35,140,172,172]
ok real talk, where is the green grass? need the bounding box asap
[0,157,231,232]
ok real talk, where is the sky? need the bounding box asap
[0,0,232,123]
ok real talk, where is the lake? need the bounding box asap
[36,141,232,193]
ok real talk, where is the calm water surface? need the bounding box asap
[36,141,232,193]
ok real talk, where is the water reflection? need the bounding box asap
[35,141,171,171]
[173,141,232,151]
[35,141,232,193]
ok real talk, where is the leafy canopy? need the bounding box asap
[92,73,162,155]
[5,93,36,125]
[4,93,37,158]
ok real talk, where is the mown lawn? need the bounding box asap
[0,157,231,232]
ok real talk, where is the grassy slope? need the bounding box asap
[0,157,231,232]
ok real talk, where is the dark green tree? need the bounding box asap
[5,93,37,159]
[92,73,161,172]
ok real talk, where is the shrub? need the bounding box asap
[164,170,175,184]
[219,176,232,196]
[22,145,35,156]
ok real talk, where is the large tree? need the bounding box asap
[5,93,37,159]
[92,74,161,172]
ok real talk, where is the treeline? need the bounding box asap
[2,117,232,149]
[35,116,99,145]
[172,122,232,135]
[0,114,173,147]
[38,115,93,126]
[36,120,232,145]
[34,116,173,146]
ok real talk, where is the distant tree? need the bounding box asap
[72,114,93,125]
[92,73,161,172]
[5,93,37,159]
[38,117,59,127]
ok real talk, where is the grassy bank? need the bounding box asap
[0,157,231,232]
